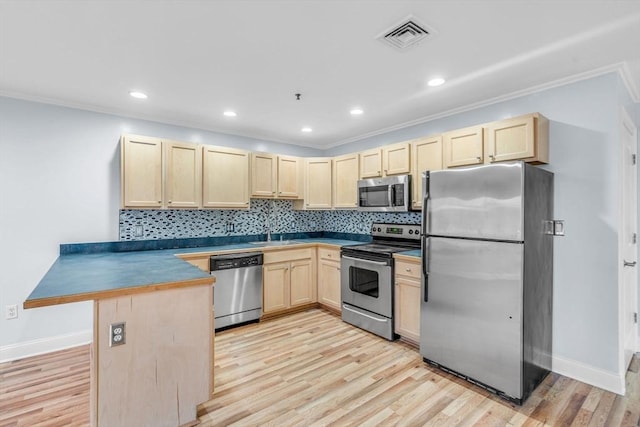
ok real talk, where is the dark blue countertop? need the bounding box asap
[24,238,364,309]
[397,249,421,258]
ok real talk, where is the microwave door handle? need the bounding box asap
[388,185,394,207]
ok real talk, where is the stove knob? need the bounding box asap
[408,229,413,234]
[377,227,382,232]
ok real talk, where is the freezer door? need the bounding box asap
[420,237,524,399]
[425,162,524,241]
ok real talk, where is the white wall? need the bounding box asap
[0,99,320,360]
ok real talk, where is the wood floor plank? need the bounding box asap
[1,308,638,427]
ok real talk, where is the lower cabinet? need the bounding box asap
[394,257,421,343]
[317,247,341,312]
[263,248,316,315]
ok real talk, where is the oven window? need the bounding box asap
[349,266,379,298]
[359,185,389,208]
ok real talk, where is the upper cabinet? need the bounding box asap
[443,125,484,168]
[121,135,163,208]
[410,136,443,210]
[123,135,201,209]
[333,153,359,209]
[165,140,202,209]
[485,113,549,164]
[383,142,411,176]
[251,153,302,199]
[359,148,382,178]
[298,158,332,209]
[203,145,250,209]
[359,142,411,178]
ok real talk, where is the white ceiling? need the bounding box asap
[1,1,639,149]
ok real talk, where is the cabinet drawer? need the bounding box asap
[395,260,421,280]
[318,247,340,261]
[264,248,313,264]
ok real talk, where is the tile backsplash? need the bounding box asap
[119,199,421,240]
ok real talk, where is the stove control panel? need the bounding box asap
[371,223,421,240]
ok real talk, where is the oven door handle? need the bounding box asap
[341,255,389,266]
[342,304,387,322]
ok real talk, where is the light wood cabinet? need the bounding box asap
[411,135,443,210]
[443,125,484,168]
[296,157,332,209]
[332,153,359,209]
[263,248,316,315]
[251,152,277,197]
[121,135,163,208]
[383,142,411,176]
[359,148,383,178]
[203,145,250,209]
[165,141,202,208]
[359,142,411,178]
[251,153,302,198]
[394,257,421,343]
[317,247,341,312]
[485,113,549,164]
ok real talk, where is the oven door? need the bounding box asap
[340,254,393,318]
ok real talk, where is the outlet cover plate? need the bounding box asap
[110,322,126,347]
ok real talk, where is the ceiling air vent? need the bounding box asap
[377,16,434,51]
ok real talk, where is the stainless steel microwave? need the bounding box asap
[357,174,411,212]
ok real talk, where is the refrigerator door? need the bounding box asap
[424,162,524,241]
[420,237,524,399]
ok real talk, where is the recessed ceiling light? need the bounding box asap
[129,91,148,99]
[301,127,312,133]
[350,109,364,115]
[427,78,445,87]
[223,111,237,117]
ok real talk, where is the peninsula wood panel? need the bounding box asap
[93,285,212,427]
[203,145,250,208]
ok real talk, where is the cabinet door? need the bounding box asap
[165,141,202,208]
[486,113,548,164]
[263,262,289,313]
[332,153,359,209]
[121,135,163,208]
[203,146,250,209]
[277,155,301,198]
[304,158,332,209]
[318,259,341,312]
[411,136,443,209]
[290,259,314,307]
[251,153,277,197]
[443,126,484,168]
[394,278,421,342]
[359,149,382,178]
[383,142,410,176]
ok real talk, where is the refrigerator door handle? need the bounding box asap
[422,171,430,234]
[422,237,430,302]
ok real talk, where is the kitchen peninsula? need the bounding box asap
[23,237,365,427]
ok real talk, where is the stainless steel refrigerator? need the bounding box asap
[420,161,553,404]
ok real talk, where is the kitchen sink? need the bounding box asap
[248,240,302,247]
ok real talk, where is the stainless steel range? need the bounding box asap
[341,223,421,340]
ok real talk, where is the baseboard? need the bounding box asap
[0,330,92,363]
[552,354,625,395]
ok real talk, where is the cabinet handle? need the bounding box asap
[378,170,381,174]
[489,154,495,162]
[168,200,172,203]
[245,202,249,205]
[476,157,481,161]
[158,200,162,203]
[405,268,411,272]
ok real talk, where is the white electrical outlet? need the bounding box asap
[6,304,18,320]
[110,322,126,347]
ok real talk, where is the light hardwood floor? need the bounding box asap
[1,308,638,426]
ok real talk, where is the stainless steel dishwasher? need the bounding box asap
[210,252,263,330]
